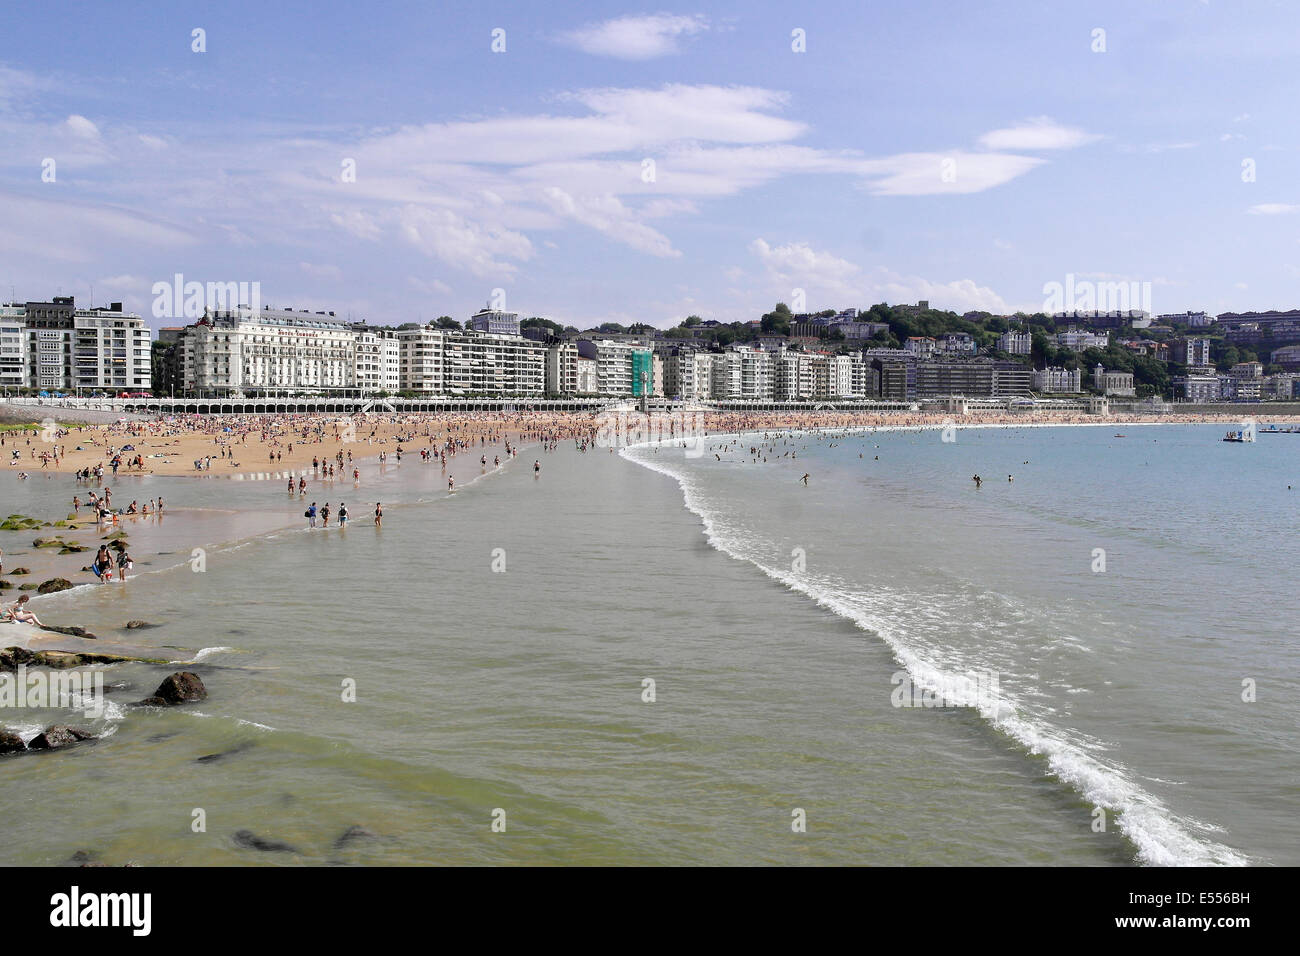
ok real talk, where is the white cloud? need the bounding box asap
[978,118,1098,151]
[749,238,1008,313]
[858,151,1046,196]
[543,187,680,257]
[397,206,533,278]
[562,14,708,60]
[1247,203,1299,215]
[66,114,99,139]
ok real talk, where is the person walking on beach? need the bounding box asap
[321,503,331,527]
[306,502,317,528]
[533,459,540,476]
[972,474,982,488]
[800,473,810,485]
[374,502,382,526]
[448,475,454,492]
[338,503,349,527]
[118,549,134,580]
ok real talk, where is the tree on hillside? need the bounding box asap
[761,308,791,336]
[521,317,564,335]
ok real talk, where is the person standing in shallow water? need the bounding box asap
[374,502,382,526]
[321,503,331,527]
[338,502,349,527]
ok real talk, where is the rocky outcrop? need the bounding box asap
[1,646,169,672]
[36,624,97,639]
[36,578,74,594]
[136,671,207,706]
[0,731,27,755]
[125,620,159,629]
[232,830,299,853]
[0,515,46,531]
[27,725,96,750]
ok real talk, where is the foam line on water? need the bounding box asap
[619,444,1249,867]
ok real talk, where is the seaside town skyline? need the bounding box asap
[3,288,1300,404]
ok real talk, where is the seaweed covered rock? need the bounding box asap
[37,578,74,594]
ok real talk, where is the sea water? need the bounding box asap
[0,424,1294,865]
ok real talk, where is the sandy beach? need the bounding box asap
[4,408,1297,480]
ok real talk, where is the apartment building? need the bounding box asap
[20,297,151,393]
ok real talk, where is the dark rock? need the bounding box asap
[9,568,29,575]
[31,651,81,670]
[146,671,207,705]
[196,741,254,763]
[232,830,298,853]
[0,731,27,755]
[36,577,74,594]
[36,624,97,639]
[28,725,95,750]
[333,825,378,849]
[0,647,37,671]
[68,850,98,864]
[18,583,36,590]
[125,620,160,630]
[0,580,12,590]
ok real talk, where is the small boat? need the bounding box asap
[1113,433,1126,438]
[1223,431,1251,443]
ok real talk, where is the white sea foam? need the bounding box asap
[620,443,1250,867]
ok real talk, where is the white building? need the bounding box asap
[999,330,1032,355]
[1055,329,1110,351]
[397,326,447,394]
[1172,337,1212,369]
[21,297,151,393]
[1032,366,1081,393]
[904,336,937,359]
[576,339,651,396]
[468,309,521,336]
[576,355,598,394]
[546,341,578,395]
[0,306,27,391]
[353,326,400,394]
[1094,364,1136,397]
[184,307,354,395]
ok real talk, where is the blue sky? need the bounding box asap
[1,0,1298,330]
